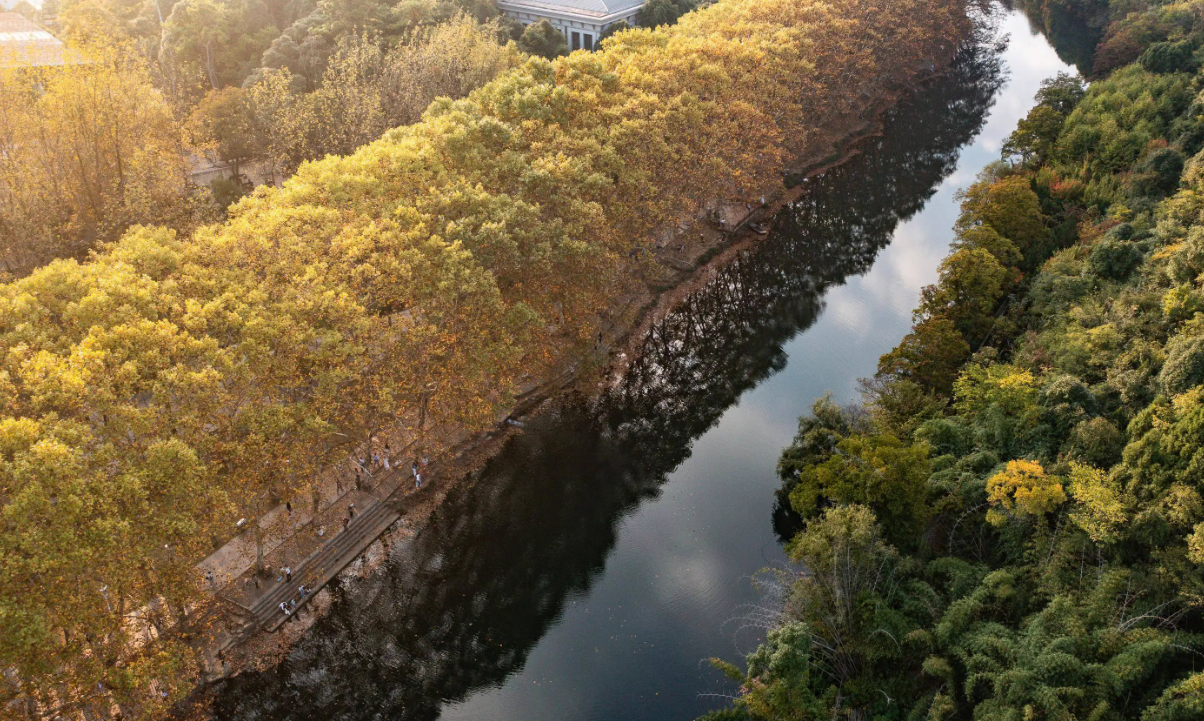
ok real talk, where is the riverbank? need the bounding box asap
[183,36,972,705]
[0,0,983,715]
[199,17,1035,716]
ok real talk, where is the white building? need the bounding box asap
[498,0,645,52]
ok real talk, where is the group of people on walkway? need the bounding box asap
[270,443,433,621]
[278,585,309,618]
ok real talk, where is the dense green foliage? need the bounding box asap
[710,3,1204,720]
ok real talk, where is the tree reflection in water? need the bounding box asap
[213,38,1003,721]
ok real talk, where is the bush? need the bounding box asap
[1129,147,1185,199]
[209,176,249,212]
[1041,374,1096,433]
[1139,40,1198,75]
[1089,238,1142,280]
[637,0,696,28]
[1163,284,1203,325]
[914,418,972,456]
[1159,333,1204,395]
[1106,222,1134,241]
[517,19,568,58]
[599,20,629,41]
[1064,417,1124,468]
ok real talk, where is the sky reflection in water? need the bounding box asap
[215,10,1074,721]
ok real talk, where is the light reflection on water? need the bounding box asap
[214,10,1074,721]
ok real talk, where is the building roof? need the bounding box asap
[498,0,645,20]
[0,12,68,68]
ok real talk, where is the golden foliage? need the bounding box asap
[0,0,969,713]
[986,459,1067,524]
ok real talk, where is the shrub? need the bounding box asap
[1089,238,1142,280]
[1064,417,1124,468]
[1159,333,1204,395]
[1129,147,1185,199]
[1139,40,1198,75]
[517,19,568,57]
[986,459,1066,524]
[1163,284,1203,325]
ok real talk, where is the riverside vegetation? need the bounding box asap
[0,0,972,716]
[707,1,1204,719]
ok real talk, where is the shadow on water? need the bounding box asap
[213,37,1004,721]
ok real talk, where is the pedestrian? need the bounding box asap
[760,196,767,207]
[204,570,214,587]
[343,516,350,532]
[289,598,297,610]
[280,602,290,618]
[383,456,390,471]
[415,472,422,489]
[284,566,291,582]
[317,525,326,537]
[372,452,380,469]
[348,502,356,519]
[299,585,308,599]
[411,462,418,477]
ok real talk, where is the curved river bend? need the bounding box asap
[215,10,1075,720]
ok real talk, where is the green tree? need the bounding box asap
[517,18,567,58]
[636,0,695,28]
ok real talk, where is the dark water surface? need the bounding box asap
[215,10,1073,720]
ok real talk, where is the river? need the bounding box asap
[213,8,1076,720]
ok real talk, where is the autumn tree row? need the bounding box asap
[0,0,969,716]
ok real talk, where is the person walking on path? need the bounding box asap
[283,566,292,583]
[280,602,290,618]
[348,502,356,519]
[343,516,350,532]
[204,570,214,588]
[415,471,422,489]
[299,585,308,599]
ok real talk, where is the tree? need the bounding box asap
[164,0,235,89]
[186,86,261,174]
[787,431,931,546]
[956,176,1050,258]
[1003,104,1065,165]
[878,316,971,395]
[917,247,1009,341]
[0,53,198,276]
[985,459,1066,524]
[599,19,630,42]
[637,0,695,28]
[517,19,567,58]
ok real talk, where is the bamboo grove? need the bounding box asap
[0,0,969,715]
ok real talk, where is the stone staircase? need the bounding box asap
[248,495,403,631]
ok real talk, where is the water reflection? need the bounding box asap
[1014,0,1101,75]
[214,37,1003,721]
